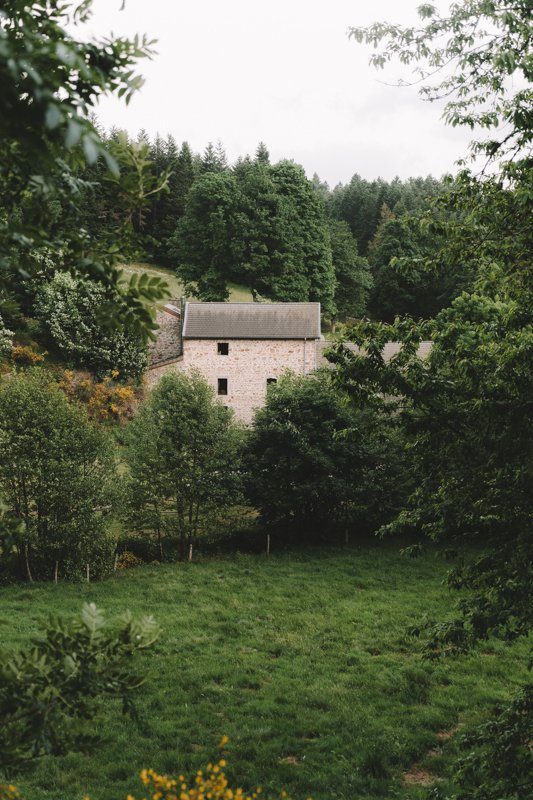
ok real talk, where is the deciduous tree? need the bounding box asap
[0,370,117,581]
[124,372,243,558]
[247,372,404,539]
[0,0,169,335]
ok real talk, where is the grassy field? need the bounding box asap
[121,262,254,302]
[1,545,528,800]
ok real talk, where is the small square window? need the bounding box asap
[266,378,277,386]
[217,342,229,355]
[217,378,228,396]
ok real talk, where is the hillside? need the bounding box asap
[121,263,254,303]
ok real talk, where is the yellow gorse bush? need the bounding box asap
[11,344,45,366]
[0,785,19,800]
[56,369,137,422]
[126,738,274,800]
[1,739,305,800]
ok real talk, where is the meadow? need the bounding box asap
[0,544,528,800]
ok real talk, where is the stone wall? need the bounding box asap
[148,305,182,366]
[146,337,319,424]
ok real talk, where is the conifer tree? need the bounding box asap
[329,219,372,322]
[255,142,270,165]
[214,139,229,171]
[201,142,219,173]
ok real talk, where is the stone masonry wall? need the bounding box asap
[148,305,182,366]
[146,338,319,424]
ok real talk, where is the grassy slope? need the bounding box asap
[1,545,528,800]
[121,262,254,302]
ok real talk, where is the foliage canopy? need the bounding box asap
[0,370,117,581]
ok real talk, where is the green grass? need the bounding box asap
[121,263,254,302]
[0,545,528,800]
[227,282,255,302]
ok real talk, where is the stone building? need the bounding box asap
[147,301,322,423]
[147,300,432,424]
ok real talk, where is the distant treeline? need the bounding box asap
[73,129,465,321]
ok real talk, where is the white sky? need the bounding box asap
[80,0,471,186]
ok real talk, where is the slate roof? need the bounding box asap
[182,302,322,340]
[316,339,432,367]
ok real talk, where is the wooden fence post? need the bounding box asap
[86,563,90,583]
[266,533,270,556]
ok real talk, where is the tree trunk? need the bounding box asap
[157,527,163,562]
[24,543,33,583]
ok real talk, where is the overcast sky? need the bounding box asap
[81,0,470,186]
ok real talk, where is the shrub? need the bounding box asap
[56,369,137,423]
[34,272,148,380]
[10,344,45,366]
[1,745,289,800]
[452,685,532,800]
[117,550,145,569]
[0,604,159,774]
[127,751,272,800]
[0,370,117,581]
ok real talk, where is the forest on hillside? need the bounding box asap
[1,116,460,349]
[69,130,456,321]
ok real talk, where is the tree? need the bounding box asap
[124,372,243,558]
[368,215,426,321]
[328,219,372,322]
[0,604,159,773]
[151,139,197,264]
[246,372,404,540]
[270,161,335,311]
[255,142,270,165]
[201,141,228,174]
[349,0,532,165]
[0,370,117,581]
[171,159,336,308]
[327,174,444,256]
[0,0,168,335]
[343,0,533,656]
[230,160,286,295]
[102,131,170,252]
[338,16,533,790]
[214,140,229,171]
[170,172,239,300]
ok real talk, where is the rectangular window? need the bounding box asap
[266,378,277,386]
[217,342,229,355]
[217,378,228,396]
